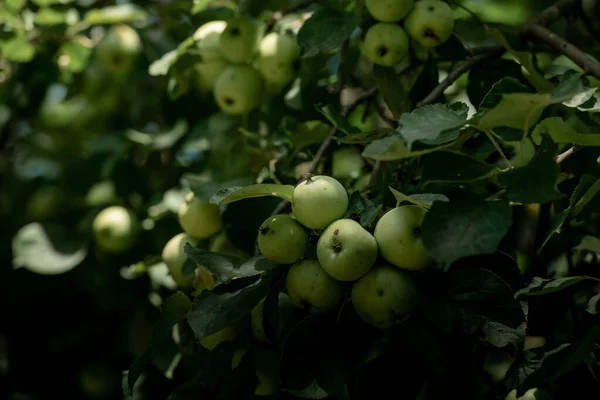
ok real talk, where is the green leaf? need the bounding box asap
[467,59,526,108]
[35,7,76,26]
[287,120,331,153]
[362,134,451,161]
[57,38,92,73]
[421,150,495,184]
[297,8,357,57]
[338,128,394,144]
[421,197,512,264]
[373,65,408,118]
[187,275,272,339]
[2,35,36,62]
[315,104,360,134]
[84,4,148,25]
[550,70,589,104]
[388,187,449,209]
[478,77,532,111]
[124,120,188,150]
[123,292,191,396]
[498,135,564,204]
[574,235,600,253]
[470,92,550,133]
[184,244,279,285]
[531,117,600,146]
[479,319,526,348]
[12,222,87,275]
[514,276,600,299]
[397,103,469,148]
[347,191,378,227]
[182,175,254,203]
[6,0,25,11]
[210,184,295,204]
[32,0,75,6]
[587,294,600,315]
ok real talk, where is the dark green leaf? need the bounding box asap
[467,59,525,108]
[514,276,600,299]
[550,70,587,104]
[184,243,279,284]
[587,294,600,315]
[531,117,600,146]
[84,4,148,25]
[12,222,87,275]
[182,175,254,202]
[187,275,272,338]
[347,191,378,227]
[210,184,295,204]
[422,197,512,264]
[398,103,468,148]
[389,187,449,209]
[297,8,357,57]
[409,56,439,106]
[338,128,394,144]
[478,77,532,111]
[124,292,191,396]
[287,120,331,152]
[421,150,495,184]
[373,65,408,118]
[315,103,360,134]
[493,127,523,141]
[479,319,526,348]
[575,236,600,253]
[2,35,36,62]
[498,135,564,204]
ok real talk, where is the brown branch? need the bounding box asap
[523,0,577,29]
[525,24,600,80]
[366,160,382,198]
[416,46,505,108]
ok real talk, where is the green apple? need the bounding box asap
[292,174,349,230]
[332,147,366,180]
[365,0,415,22]
[92,206,140,254]
[213,64,264,115]
[25,184,64,221]
[257,214,308,264]
[192,20,231,93]
[95,24,142,75]
[258,31,301,63]
[85,180,117,207]
[250,292,295,344]
[285,259,345,312]
[404,0,455,48]
[505,388,538,400]
[351,265,417,329]
[317,219,379,281]
[161,232,199,289]
[210,231,250,259]
[362,22,410,67]
[219,16,262,63]
[347,103,376,132]
[373,205,433,271]
[178,191,222,240]
[199,324,238,350]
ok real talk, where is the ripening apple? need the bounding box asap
[292,175,349,230]
[219,16,262,63]
[250,292,295,344]
[161,232,199,289]
[257,214,308,264]
[404,0,455,49]
[285,259,345,313]
[95,24,142,75]
[178,192,222,240]
[373,205,433,271]
[213,65,264,115]
[362,22,410,67]
[365,0,415,22]
[191,20,231,93]
[332,147,366,180]
[317,219,379,281]
[92,206,140,254]
[351,265,417,329]
[199,324,238,350]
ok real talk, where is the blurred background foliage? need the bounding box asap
[0,0,597,399]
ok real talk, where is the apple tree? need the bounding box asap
[2,0,600,399]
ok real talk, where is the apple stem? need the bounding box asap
[303,173,313,183]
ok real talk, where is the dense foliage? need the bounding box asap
[2,0,600,399]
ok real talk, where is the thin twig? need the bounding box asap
[556,145,581,164]
[416,47,505,108]
[525,24,600,80]
[366,160,382,198]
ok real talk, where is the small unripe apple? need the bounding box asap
[365,0,415,22]
[404,0,455,49]
[332,147,366,180]
[292,175,349,230]
[285,259,345,313]
[219,16,262,63]
[362,22,410,67]
[192,20,231,93]
[257,214,308,264]
[92,206,140,254]
[213,65,264,115]
[95,24,142,75]
[178,192,222,240]
[256,31,300,89]
[161,232,199,289]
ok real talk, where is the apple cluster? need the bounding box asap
[191,15,302,115]
[254,174,434,330]
[361,0,455,66]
